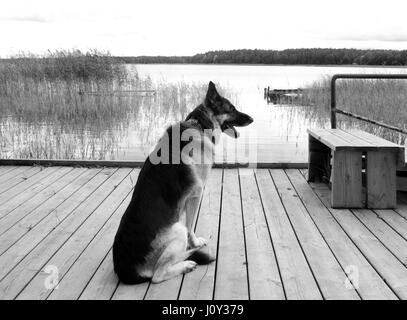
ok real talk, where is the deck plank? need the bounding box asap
[0,167,61,210]
[143,273,180,300]
[0,168,98,255]
[48,173,138,300]
[0,167,83,236]
[111,281,149,300]
[0,166,406,300]
[352,209,407,265]
[214,169,249,300]
[238,168,285,299]
[0,166,19,177]
[79,250,116,300]
[287,169,397,300]
[0,166,42,194]
[0,168,120,299]
[16,168,133,300]
[396,193,407,220]
[375,209,407,240]
[178,169,223,300]
[255,169,321,300]
[0,165,29,178]
[312,184,407,299]
[271,169,359,299]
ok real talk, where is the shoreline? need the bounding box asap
[130,63,407,69]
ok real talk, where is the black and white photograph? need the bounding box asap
[0,0,407,306]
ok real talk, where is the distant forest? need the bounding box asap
[118,49,407,66]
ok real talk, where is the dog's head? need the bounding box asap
[205,81,253,138]
[192,81,253,138]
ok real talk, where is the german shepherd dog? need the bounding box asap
[113,81,253,284]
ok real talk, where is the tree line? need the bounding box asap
[117,48,407,66]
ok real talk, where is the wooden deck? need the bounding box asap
[0,165,407,300]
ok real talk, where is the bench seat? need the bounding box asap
[308,128,405,209]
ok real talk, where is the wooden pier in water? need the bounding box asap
[264,86,303,104]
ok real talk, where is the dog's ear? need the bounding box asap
[205,81,221,106]
[186,107,214,130]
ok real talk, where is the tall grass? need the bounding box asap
[298,76,407,145]
[0,51,234,160]
[0,50,139,122]
[2,49,125,81]
[0,50,143,159]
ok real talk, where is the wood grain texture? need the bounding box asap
[0,166,42,194]
[367,151,397,208]
[0,168,98,256]
[331,150,364,208]
[353,209,407,264]
[272,169,358,300]
[256,169,322,300]
[0,168,120,299]
[238,168,284,299]
[287,169,395,299]
[375,209,407,240]
[0,166,406,300]
[16,168,133,300]
[214,169,248,300]
[313,184,407,299]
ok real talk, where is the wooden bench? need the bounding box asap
[308,128,405,209]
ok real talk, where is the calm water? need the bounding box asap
[123,64,407,163]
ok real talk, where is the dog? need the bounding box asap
[112,81,253,284]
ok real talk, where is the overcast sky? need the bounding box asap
[0,0,407,57]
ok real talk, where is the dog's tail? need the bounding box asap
[188,248,216,265]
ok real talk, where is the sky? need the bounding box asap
[0,0,407,57]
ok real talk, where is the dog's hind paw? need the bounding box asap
[183,260,197,274]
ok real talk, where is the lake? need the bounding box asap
[127,64,407,163]
[1,63,407,163]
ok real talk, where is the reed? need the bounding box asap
[0,52,235,160]
[298,76,407,145]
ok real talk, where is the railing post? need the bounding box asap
[331,75,337,129]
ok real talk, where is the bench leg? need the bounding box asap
[397,176,407,192]
[367,151,397,208]
[331,150,364,208]
[308,135,330,182]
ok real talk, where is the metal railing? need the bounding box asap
[331,74,407,135]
